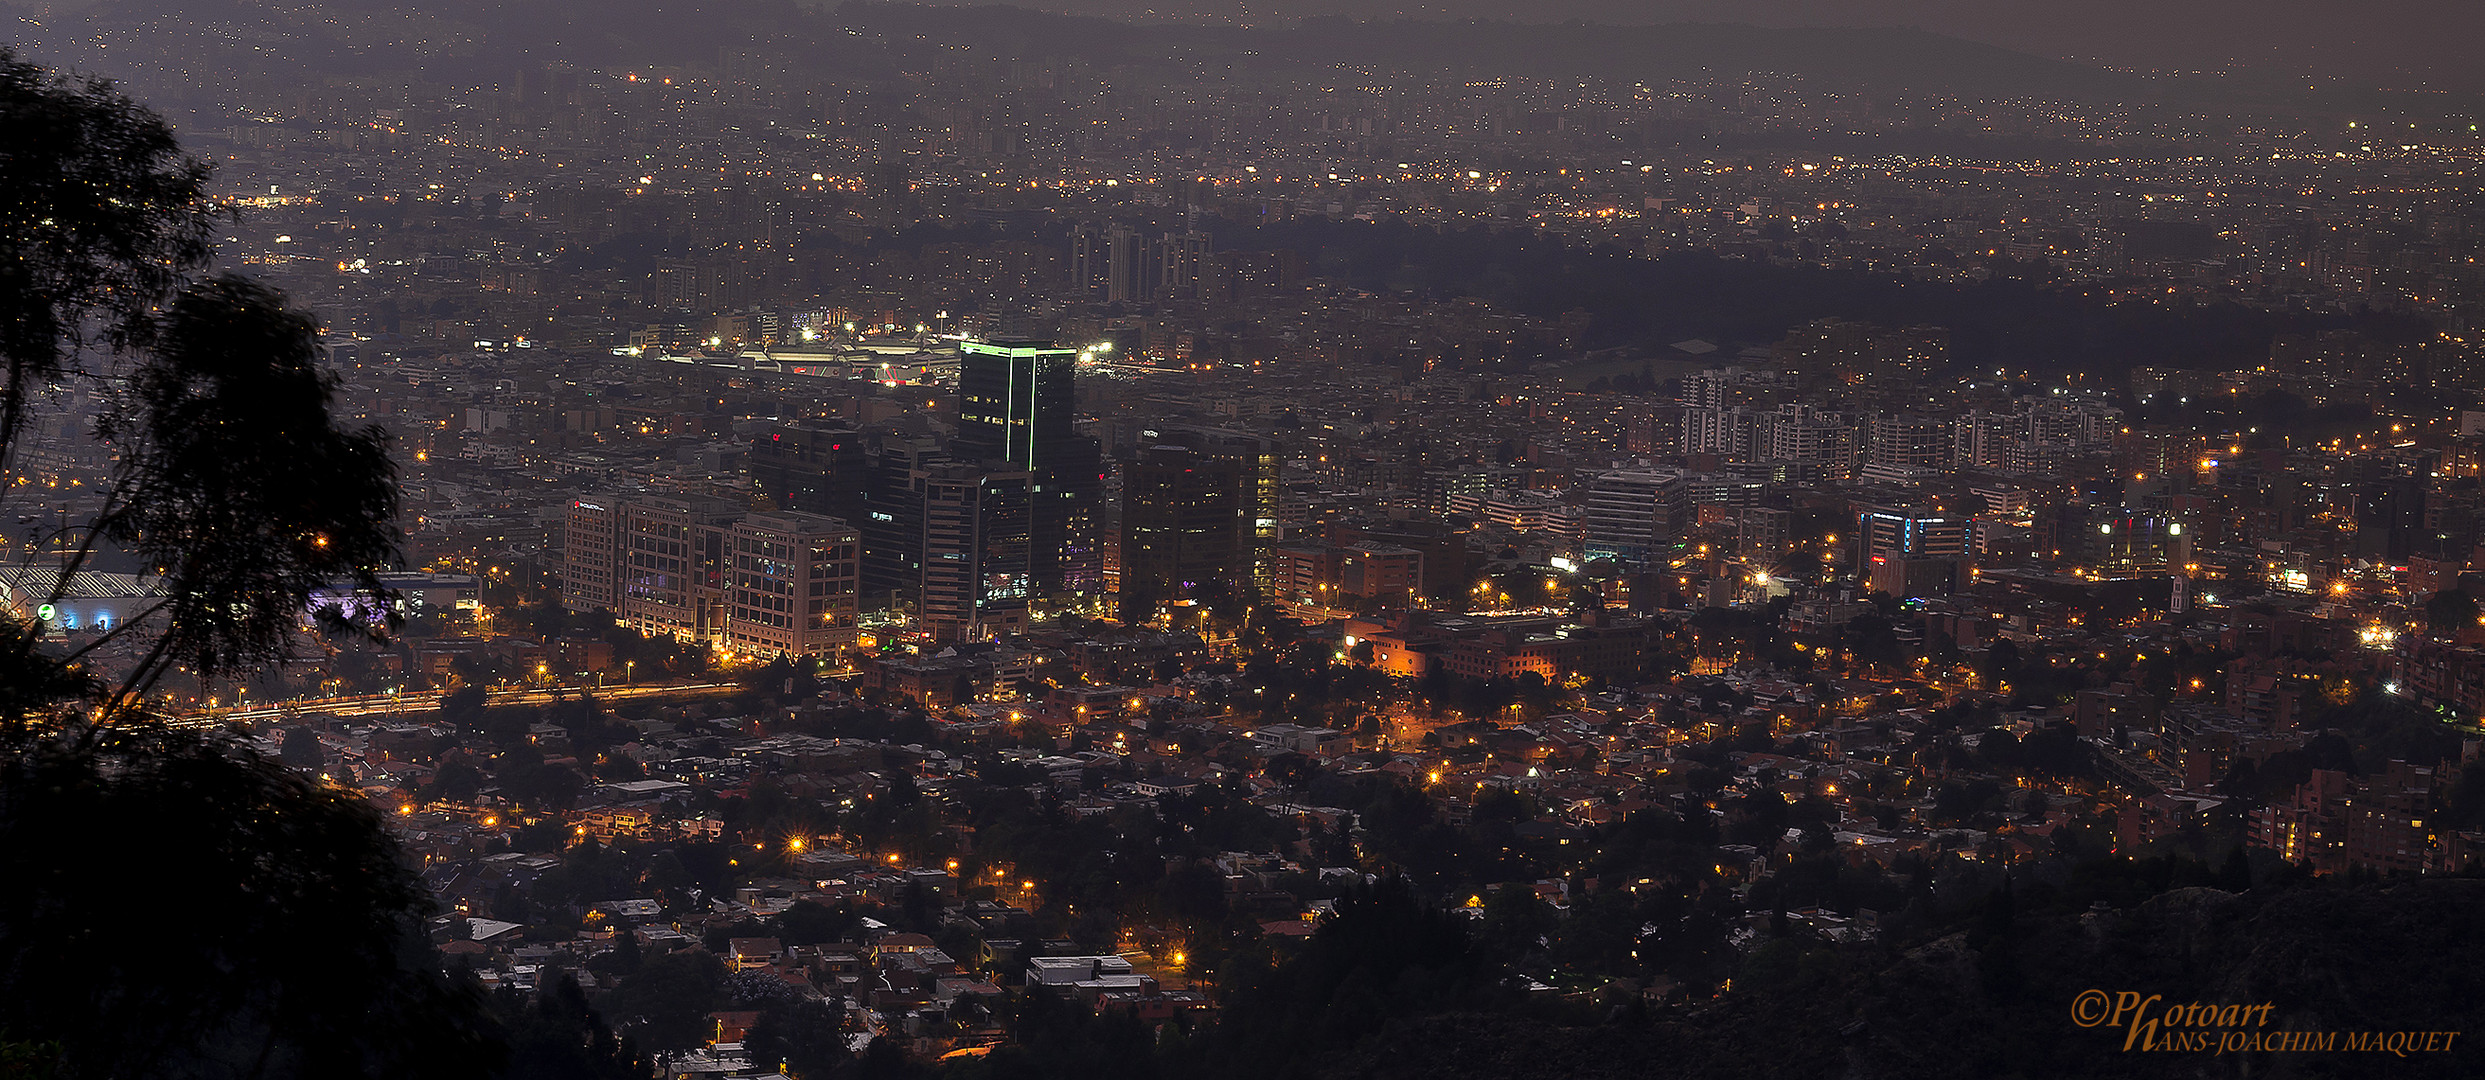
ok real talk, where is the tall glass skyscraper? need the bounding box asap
[957,339,1078,466]
[955,338,1100,598]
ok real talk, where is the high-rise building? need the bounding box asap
[1159,229,1212,298]
[2357,476,2427,563]
[724,512,862,661]
[564,497,868,658]
[957,339,1078,466]
[561,498,620,615]
[955,337,1102,597]
[1754,404,1855,477]
[1106,224,1151,303]
[1856,505,1974,562]
[1868,414,1952,472]
[1071,226,1107,294]
[1679,406,1759,458]
[1952,411,2020,471]
[1856,504,1973,598]
[1118,429,1277,617]
[750,421,866,521]
[1046,443,1106,595]
[1073,223,1158,303]
[1582,468,1685,568]
[1238,440,1279,594]
[562,495,743,640]
[859,434,947,612]
[1121,443,1241,617]
[2025,397,2121,447]
[915,462,1033,642]
[617,495,742,642]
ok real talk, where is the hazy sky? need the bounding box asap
[1024,0,2485,87]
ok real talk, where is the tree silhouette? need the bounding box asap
[601,949,725,1053]
[279,726,325,769]
[493,976,643,1080]
[1185,875,1506,1078]
[0,50,479,1080]
[0,731,498,1078]
[745,1000,849,1080]
[0,60,398,722]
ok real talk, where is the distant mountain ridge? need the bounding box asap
[835,4,2139,99]
[903,0,2485,92]
[12,0,2145,103]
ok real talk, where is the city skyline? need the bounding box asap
[3,4,2482,1078]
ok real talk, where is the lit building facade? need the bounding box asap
[724,512,862,661]
[1582,467,1684,568]
[915,462,1033,642]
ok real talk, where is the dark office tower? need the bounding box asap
[1117,429,1276,620]
[1048,435,1106,594]
[1159,229,1212,299]
[1105,224,1153,303]
[1071,226,1107,295]
[2358,477,2427,563]
[750,421,865,521]
[958,339,1078,465]
[956,338,1099,598]
[868,159,913,218]
[1071,224,1166,304]
[915,462,1033,642]
[860,434,948,613]
[1204,430,1280,596]
[1121,443,1238,620]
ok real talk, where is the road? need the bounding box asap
[204,680,749,724]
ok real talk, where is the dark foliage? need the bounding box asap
[491,975,644,1080]
[104,275,401,680]
[1182,876,1511,1078]
[1215,219,2418,373]
[0,729,499,1079]
[0,49,216,401]
[279,725,325,768]
[745,1000,850,1080]
[1297,878,2485,1080]
[601,948,726,1052]
[0,50,493,1080]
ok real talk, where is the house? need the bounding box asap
[726,937,784,971]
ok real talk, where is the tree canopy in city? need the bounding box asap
[0,49,466,1080]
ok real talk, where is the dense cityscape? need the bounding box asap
[4,2,2484,1078]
